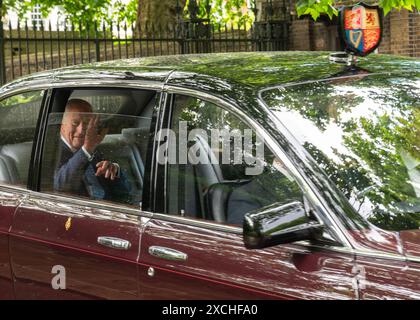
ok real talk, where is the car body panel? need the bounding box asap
[0,52,418,299]
[355,255,420,299]
[139,218,357,299]
[400,230,420,259]
[0,187,23,299]
[10,195,142,299]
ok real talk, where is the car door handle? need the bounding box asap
[97,236,131,250]
[148,246,188,262]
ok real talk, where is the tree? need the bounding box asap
[2,0,137,26]
[135,0,254,34]
[136,0,186,33]
[2,0,420,27]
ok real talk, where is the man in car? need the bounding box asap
[54,99,131,203]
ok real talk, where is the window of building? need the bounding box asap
[30,5,43,30]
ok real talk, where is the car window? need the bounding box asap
[262,74,420,231]
[0,90,44,187]
[40,88,156,208]
[160,94,303,225]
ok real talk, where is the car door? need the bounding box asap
[9,86,159,299]
[354,253,420,299]
[0,90,45,299]
[137,91,358,299]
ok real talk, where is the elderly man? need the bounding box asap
[54,99,131,203]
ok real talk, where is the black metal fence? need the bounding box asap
[0,3,291,85]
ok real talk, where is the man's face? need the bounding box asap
[60,107,92,150]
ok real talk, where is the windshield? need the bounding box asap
[261,73,420,232]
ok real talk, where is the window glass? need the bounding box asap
[162,95,303,225]
[262,74,420,231]
[40,89,156,208]
[0,90,44,187]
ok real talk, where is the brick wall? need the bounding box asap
[379,10,420,57]
[258,0,420,57]
[288,19,341,52]
[288,19,311,50]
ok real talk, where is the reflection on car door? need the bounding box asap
[139,218,357,299]
[10,196,143,299]
[9,87,159,299]
[0,90,45,299]
[137,92,358,299]
[355,253,420,299]
[0,188,22,299]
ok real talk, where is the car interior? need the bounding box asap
[39,88,157,206]
[0,88,260,224]
[0,96,41,187]
[0,139,34,186]
[166,127,253,224]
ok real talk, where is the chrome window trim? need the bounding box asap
[0,88,47,102]
[0,184,31,194]
[0,80,164,101]
[13,188,153,218]
[163,85,352,249]
[406,256,420,264]
[153,91,169,212]
[299,241,418,264]
[351,248,407,262]
[151,212,242,235]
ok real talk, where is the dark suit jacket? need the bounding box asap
[54,140,132,204]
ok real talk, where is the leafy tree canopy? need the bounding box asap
[3,0,138,25]
[296,0,420,20]
[2,0,420,25]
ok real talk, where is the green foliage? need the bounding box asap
[3,0,420,26]
[3,0,137,26]
[110,0,138,26]
[297,0,338,21]
[297,0,420,20]
[0,90,43,107]
[185,0,253,28]
[263,74,420,231]
[379,0,420,15]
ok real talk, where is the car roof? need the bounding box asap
[2,52,419,96]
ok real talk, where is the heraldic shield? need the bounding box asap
[339,3,383,56]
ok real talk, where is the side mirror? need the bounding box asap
[243,201,323,249]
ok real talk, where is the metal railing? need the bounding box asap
[0,2,291,84]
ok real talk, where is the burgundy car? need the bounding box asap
[0,52,419,300]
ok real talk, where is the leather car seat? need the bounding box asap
[0,141,33,185]
[96,134,144,204]
[205,180,250,223]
